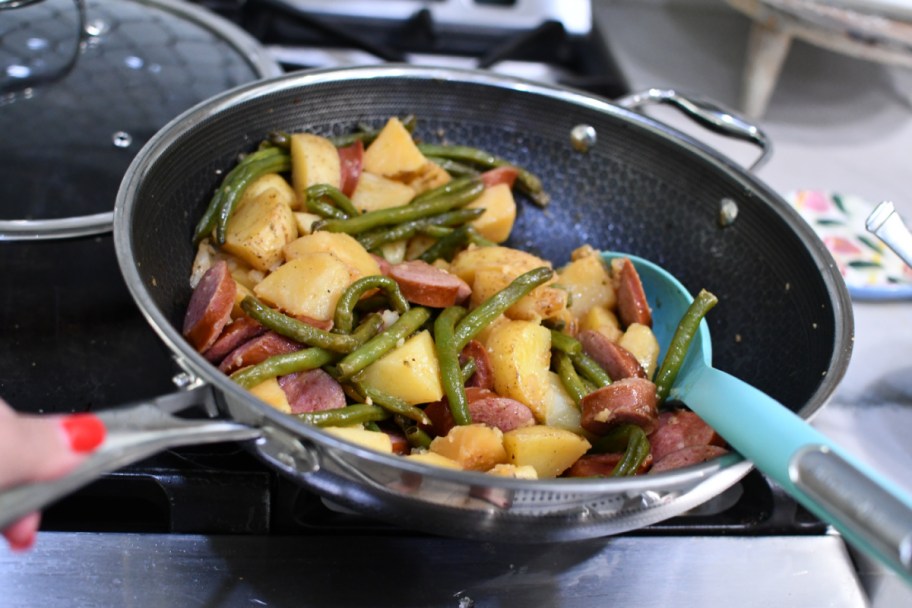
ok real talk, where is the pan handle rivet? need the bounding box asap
[570,124,597,152]
[719,197,739,227]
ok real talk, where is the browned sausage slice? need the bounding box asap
[337,139,363,198]
[648,409,726,463]
[580,377,659,435]
[615,257,652,328]
[388,260,471,308]
[459,340,494,390]
[578,330,646,380]
[182,260,236,352]
[565,452,653,478]
[423,387,534,435]
[650,445,729,473]
[203,316,266,364]
[218,331,302,374]
[278,368,345,414]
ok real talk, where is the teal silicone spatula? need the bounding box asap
[602,252,912,586]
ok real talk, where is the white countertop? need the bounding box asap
[595,0,912,601]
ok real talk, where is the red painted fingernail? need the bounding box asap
[8,530,36,552]
[61,414,106,453]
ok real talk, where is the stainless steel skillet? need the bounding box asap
[0,65,853,542]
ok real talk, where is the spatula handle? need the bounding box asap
[677,365,912,586]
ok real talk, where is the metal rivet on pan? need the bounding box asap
[112,131,133,149]
[570,124,597,152]
[719,197,739,227]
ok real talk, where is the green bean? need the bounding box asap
[193,147,287,243]
[416,143,549,207]
[215,151,291,244]
[615,426,650,476]
[409,176,479,205]
[405,425,433,449]
[316,178,483,236]
[265,130,291,149]
[241,296,360,353]
[333,275,409,334]
[460,358,477,384]
[335,306,432,379]
[654,289,718,403]
[434,306,471,426]
[549,329,582,356]
[297,404,390,427]
[418,225,454,239]
[230,347,335,389]
[452,266,553,352]
[306,196,348,219]
[358,384,431,426]
[589,423,651,476]
[417,225,471,263]
[356,208,484,251]
[554,351,588,404]
[466,226,496,248]
[307,184,360,218]
[424,156,481,178]
[572,352,612,388]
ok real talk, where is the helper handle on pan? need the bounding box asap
[615,88,771,171]
[0,212,114,242]
[0,386,261,531]
[677,365,912,586]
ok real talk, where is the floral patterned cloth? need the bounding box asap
[787,189,912,299]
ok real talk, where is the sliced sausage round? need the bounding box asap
[650,445,729,473]
[337,139,364,198]
[388,260,471,308]
[182,260,236,353]
[203,316,266,364]
[580,377,659,436]
[578,330,646,381]
[218,331,302,374]
[480,166,519,189]
[565,452,653,478]
[615,257,652,328]
[423,387,534,435]
[649,408,725,463]
[459,340,494,390]
[278,368,346,414]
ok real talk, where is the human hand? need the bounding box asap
[0,398,105,551]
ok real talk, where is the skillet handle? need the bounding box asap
[615,88,771,171]
[0,386,261,531]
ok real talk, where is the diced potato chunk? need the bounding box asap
[618,323,660,380]
[465,183,517,244]
[450,246,566,321]
[487,463,538,479]
[293,212,322,235]
[284,231,381,281]
[405,451,463,470]
[290,133,341,202]
[362,117,428,178]
[350,171,416,213]
[558,253,616,318]
[429,424,508,472]
[502,425,591,479]
[323,426,393,454]
[222,186,298,272]
[242,173,299,210]
[248,377,290,413]
[358,330,444,405]
[543,371,583,433]
[579,305,623,343]
[253,252,352,321]
[402,161,451,194]
[485,320,551,422]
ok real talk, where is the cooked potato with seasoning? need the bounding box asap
[183,117,728,478]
